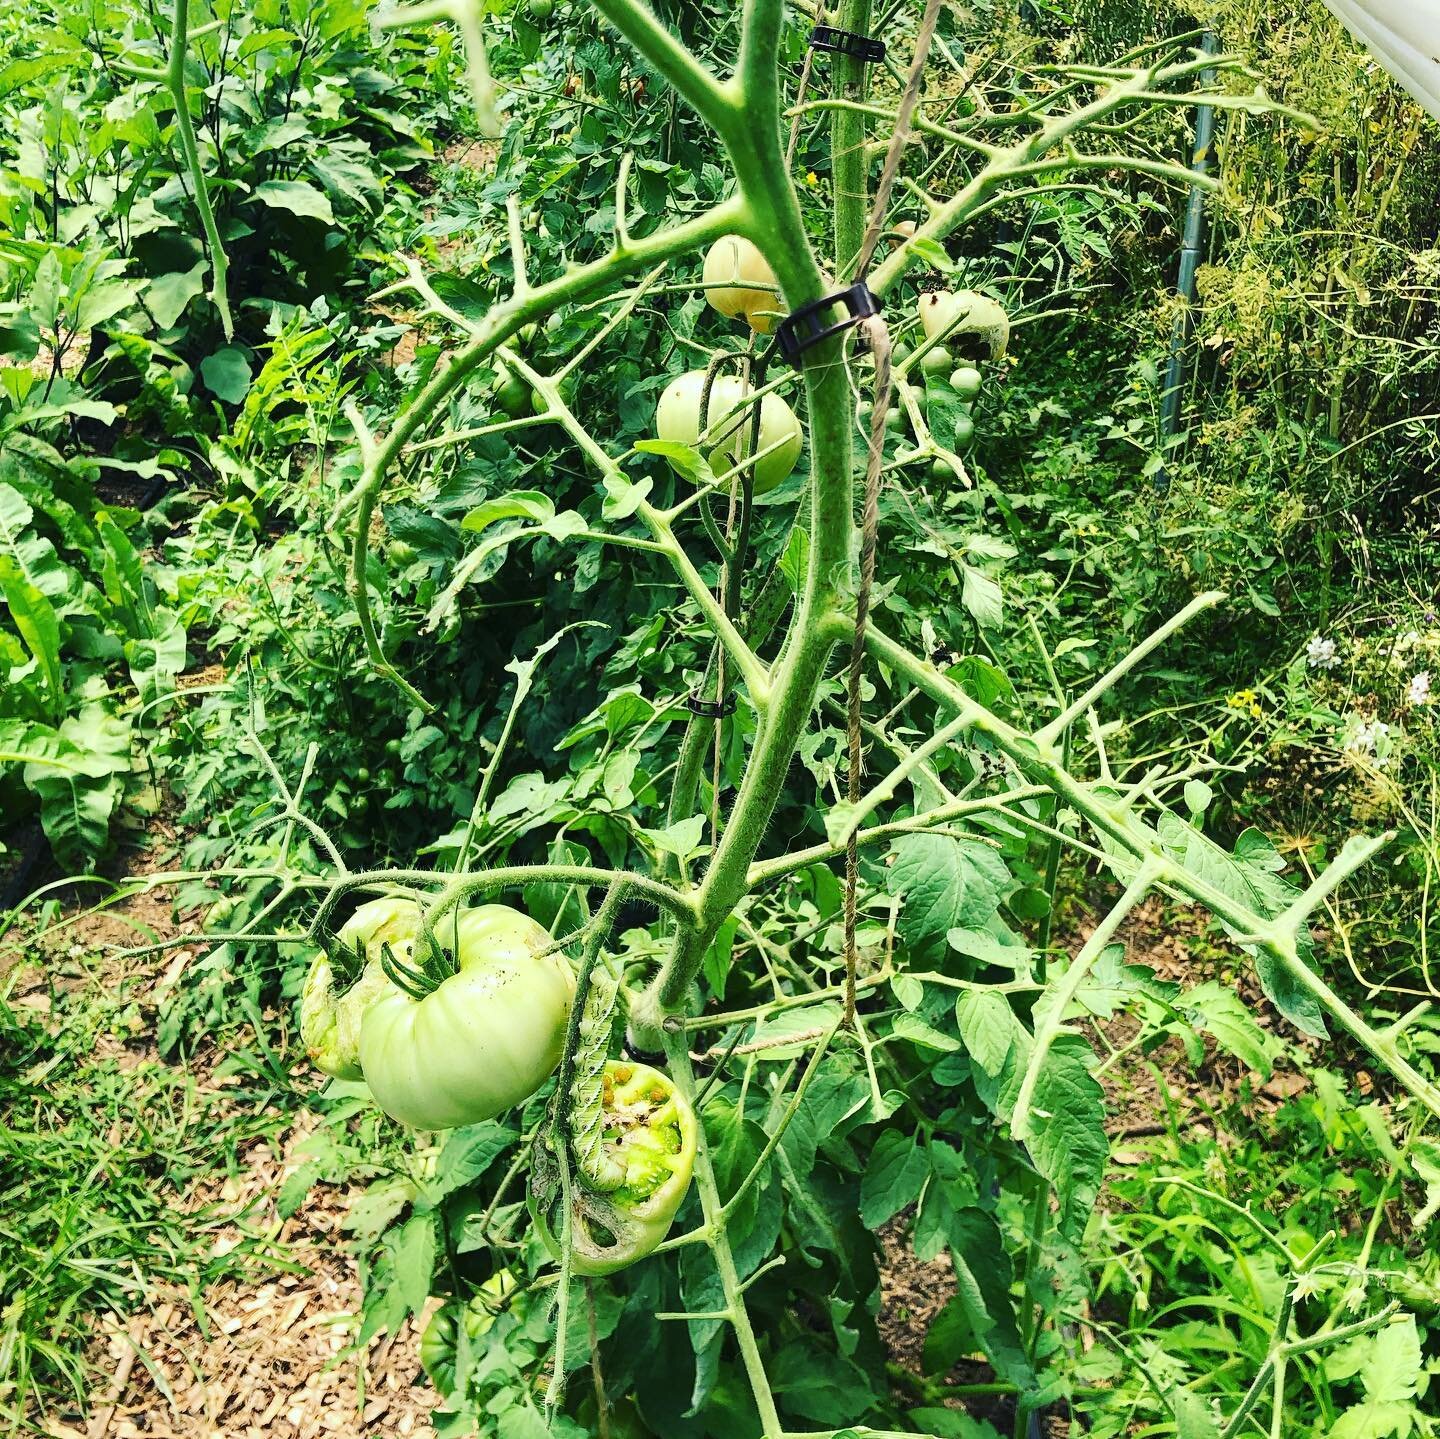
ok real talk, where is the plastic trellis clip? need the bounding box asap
[809,24,886,64]
[775,283,881,367]
[685,693,738,720]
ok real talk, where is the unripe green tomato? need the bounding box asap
[300,897,419,1081]
[884,406,906,435]
[356,766,371,784]
[917,289,1010,359]
[654,370,802,493]
[388,540,417,566]
[929,456,957,483]
[528,0,555,18]
[950,365,983,399]
[529,386,549,417]
[384,737,403,758]
[419,1271,516,1397]
[494,372,530,419]
[533,1060,697,1274]
[350,793,370,816]
[360,905,575,1130]
[517,320,540,345]
[919,345,952,376]
[702,235,781,334]
[954,414,975,446]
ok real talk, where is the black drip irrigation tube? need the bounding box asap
[1155,28,1218,495]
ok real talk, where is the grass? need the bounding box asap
[0,950,296,1433]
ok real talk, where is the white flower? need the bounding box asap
[1344,717,1391,757]
[1306,635,1338,670]
[1409,671,1432,706]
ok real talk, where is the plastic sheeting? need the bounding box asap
[1322,1,1440,119]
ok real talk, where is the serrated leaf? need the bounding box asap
[643,812,707,860]
[430,1121,515,1202]
[461,490,555,533]
[1025,1035,1107,1239]
[859,1130,928,1228]
[602,473,652,520]
[891,1012,960,1052]
[1183,982,1272,1076]
[887,834,1009,964]
[960,564,1003,628]
[955,990,1025,1080]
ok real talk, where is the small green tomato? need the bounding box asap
[950,365,983,399]
[919,345,952,376]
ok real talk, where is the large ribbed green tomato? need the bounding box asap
[654,370,802,493]
[532,1061,697,1275]
[359,904,574,1130]
[299,897,416,1080]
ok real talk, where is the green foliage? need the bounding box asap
[5,2,1440,1437]
[0,0,436,864]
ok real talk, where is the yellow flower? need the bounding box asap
[805,171,819,188]
[1226,688,1257,711]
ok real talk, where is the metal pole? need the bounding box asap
[1155,28,1218,493]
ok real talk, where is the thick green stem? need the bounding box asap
[166,0,232,338]
[635,0,856,1027]
[832,0,875,280]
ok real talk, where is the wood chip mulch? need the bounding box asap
[44,1127,438,1439]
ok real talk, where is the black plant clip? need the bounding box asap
[809,24,886,64]
[685,692,737,720]
[775,282,881,367]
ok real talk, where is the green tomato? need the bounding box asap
[356,766,372,784]
[949,365,983,399]
[928,456,957,484]
[953,414,975,446]
[360,905,574,1130]
[493,370,531,419]
[388,540,418,566]
[884,405,907,435]
[917,289,1010,360]
[532,1060,697,1275]
[384,737,403,758]
[654,370,802,494]
[299,897,417,1081]
[527,0,555,18]
[419,1272,516,1397]
[701,234,780,334]
[919,345,951,376]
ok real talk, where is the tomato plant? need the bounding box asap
[116,2,1440,1435]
